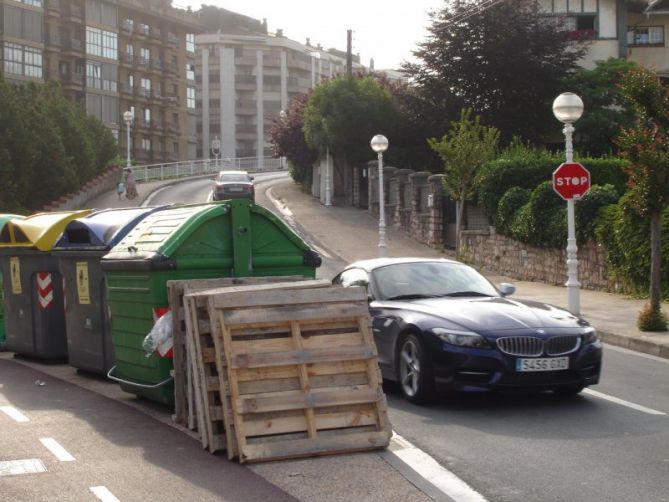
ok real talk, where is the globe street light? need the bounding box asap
[123,110,134,169]
[370,134,389,257]
[552,92,584,315]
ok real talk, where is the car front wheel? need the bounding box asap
[397,334,435,404]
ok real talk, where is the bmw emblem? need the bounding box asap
[536,329,545,334]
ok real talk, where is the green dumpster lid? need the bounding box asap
[0,210,92,251]
[101,201,317,270]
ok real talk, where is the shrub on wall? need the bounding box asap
[510,181,567,247]
[496,187,531,235]
[478,155,628,226]
[575,184,619,244]
[595,192,669,297]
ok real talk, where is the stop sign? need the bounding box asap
[552,162,591,200]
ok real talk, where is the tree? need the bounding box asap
[563,58,638,156]
[428,109,499,258]
[302,76,400,166]
[617,67,669,331]
[268,93,318,185]
[404,0,585,145]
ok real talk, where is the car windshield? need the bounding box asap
[372,261,499,301]
[218,173,250,182]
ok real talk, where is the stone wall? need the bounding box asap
[460,229,616,291]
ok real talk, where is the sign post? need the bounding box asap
[553,161,591,315]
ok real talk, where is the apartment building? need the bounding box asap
[538,0,669,75]
[195,7,364,161]
[0,0,201,163]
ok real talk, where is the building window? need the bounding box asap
[186,33,195,53]
[3,43,43,78]
[126,44,134,56]
[128,74,134,87]
[20,0,43,6]
[143,108,151,123]
[86,61,117,91]
[628,26,664,46]
[187,87,195,109]
[138,23,150,36]
[86,26,117,60]
[186,62,195,80]
[141,138,151,150]
[140,47,150,63]
[86,61,102,89]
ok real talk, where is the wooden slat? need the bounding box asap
[236,387,381,415]
[222,303,369,327]
[230,346,377,369]
[203,280,332,307]
[243,406,378,436]
[239,431,391,463]
[236,360,369,382]
[238,372,369,395]
[209,284,365,309]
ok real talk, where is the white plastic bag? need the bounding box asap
[142,311,173,357]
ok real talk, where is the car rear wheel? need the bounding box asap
[397,334,435,404]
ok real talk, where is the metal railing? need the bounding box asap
[131,156,288,183]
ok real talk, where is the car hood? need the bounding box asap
[378,296,587,332]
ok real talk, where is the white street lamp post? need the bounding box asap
[325,145,332,206]
[553,92,584,315]
[123,110,134,169]
[211,136,221,169]
[370,134,389,257]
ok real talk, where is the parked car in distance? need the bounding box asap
[213,170,254,202]
[332,257,602,404]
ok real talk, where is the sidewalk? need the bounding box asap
[268,179,669,360]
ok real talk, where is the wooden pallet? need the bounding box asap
[207,286,392,463]
[167,276,303,431]
[174,278,329,454]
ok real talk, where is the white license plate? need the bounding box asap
[516,357,569,372]
[227,187,243,192]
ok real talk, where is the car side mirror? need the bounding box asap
[499,283,515,297]
[250,176,254,180]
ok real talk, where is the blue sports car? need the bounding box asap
[332,258,602,404]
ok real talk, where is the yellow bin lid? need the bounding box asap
[0,210,93,251]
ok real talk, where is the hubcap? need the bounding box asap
[400,340,420,397]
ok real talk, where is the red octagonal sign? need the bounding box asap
[553,162,591,200]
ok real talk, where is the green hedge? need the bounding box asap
[478,156,628,225]
[595,192,669,297]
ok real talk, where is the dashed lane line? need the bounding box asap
[0,405,29,422]
[90,486,120,502]
[40,438,75,462]
[0,459,47,476]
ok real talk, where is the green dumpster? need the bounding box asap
[0,210,92,359]
[100,200,321,405]
[0,214,25,350]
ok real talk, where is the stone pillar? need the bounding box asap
[427,174,445,247]
[393,169,413,231]
[368,163,395,219]
[409,171,431,243]
[352,166,360,207]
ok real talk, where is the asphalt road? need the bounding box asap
[152,175,669,501]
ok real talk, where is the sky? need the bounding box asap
[180,1,445,69]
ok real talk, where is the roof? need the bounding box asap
[345,257,460,272]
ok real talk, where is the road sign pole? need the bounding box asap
[564,122,579,315]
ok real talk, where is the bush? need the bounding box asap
[478,155,628,225]
[509,181,566,248]
[595,192,669,297]
[637,304,668,332]
[575,184,619,243]
[496,187,531,235]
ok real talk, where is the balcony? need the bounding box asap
[62,38,84,54]
[150,27,162,41]
[63,4,83,22]
[136,87,152,99]
[119,52,134,66]
[61,72,85,89]
[136,57,150,69]
[120,20,133,34]
[120,84,134,96]
[165,122,180,135]
[150,59,164,72]
[46,0,60,16]
[167,32,178,46]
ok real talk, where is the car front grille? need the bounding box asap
[496,336,543,356]
[496,335,580,356]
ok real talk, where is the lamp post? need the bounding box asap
[211,136,221,169]
[370,134,389,257]
[552,92,584,315]
[324,145,332,206]
[123,110,134,168]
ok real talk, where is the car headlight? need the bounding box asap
[581,328,600,344]
[431,327,491,348]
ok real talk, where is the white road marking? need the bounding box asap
[603,343,669,364]
[390,432,487,502]
[40,438,75,461]
[583,389,666,416]
[90,486,120,502]
[0,459,47,476]
[0,405,29,422]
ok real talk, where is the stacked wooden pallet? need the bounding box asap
[167,276,305,442]
[179,280,392,463]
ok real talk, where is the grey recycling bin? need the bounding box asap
[0,210,92,359]
[53,206,168,374]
